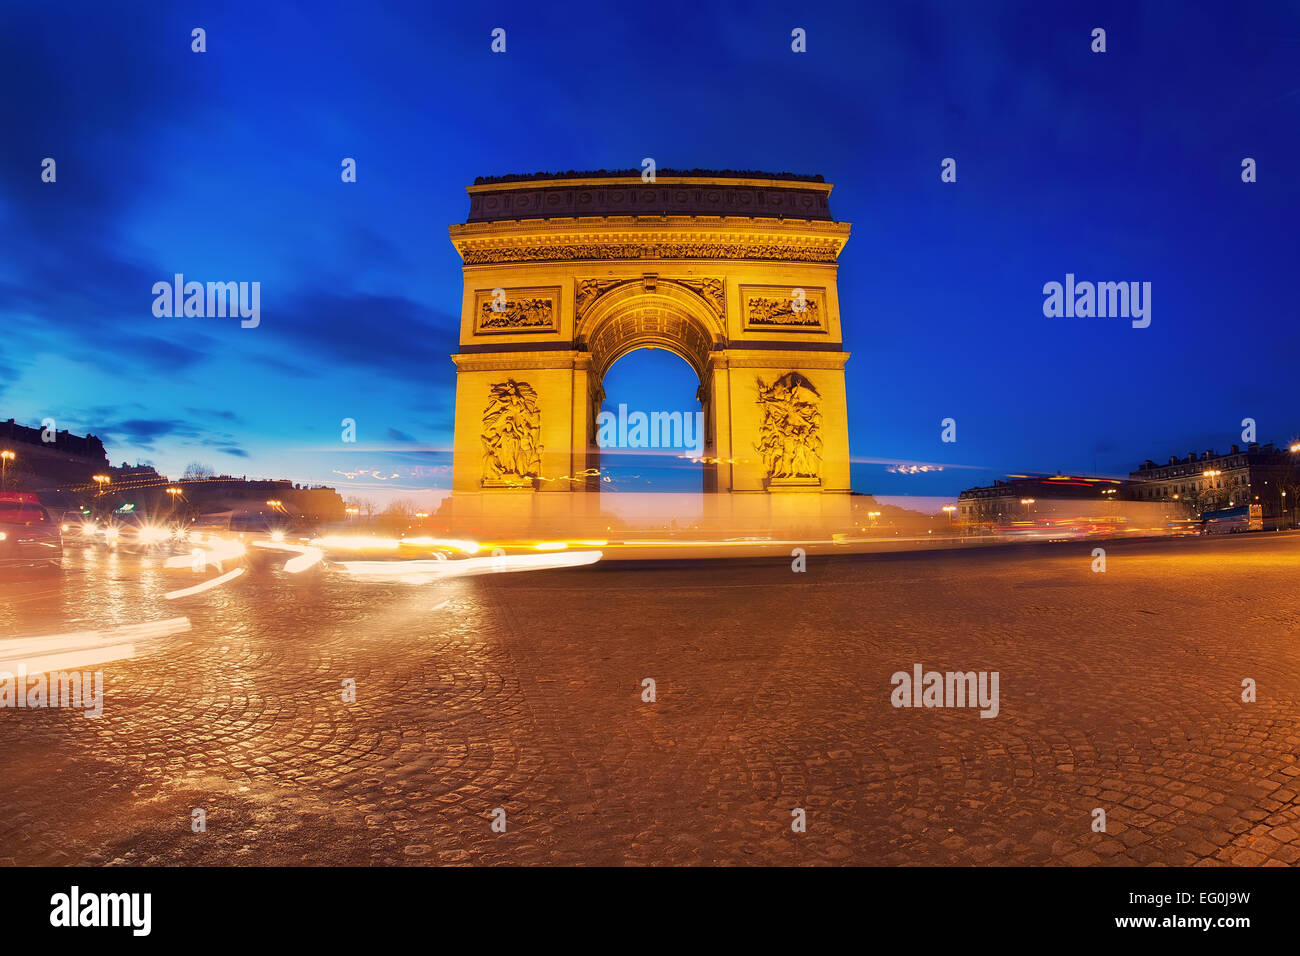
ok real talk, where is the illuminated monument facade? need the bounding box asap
[446,170,853,530]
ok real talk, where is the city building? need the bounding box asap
[1128,442,1300,520]
[957,473,1129,526]
[0,418,110,489]
[1,417,346,522]
[89,472,347,524]
[958,442,1300,530]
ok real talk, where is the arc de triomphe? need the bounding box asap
[445,170,853,531]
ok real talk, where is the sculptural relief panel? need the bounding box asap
[740,285,829,333]
[481,380,542,486]
[755,371,823,483]
[473,287,561,334]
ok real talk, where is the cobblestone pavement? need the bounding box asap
[1,533,1298,866]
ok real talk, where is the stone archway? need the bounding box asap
[576,277,723,491]
[445,170,853,523]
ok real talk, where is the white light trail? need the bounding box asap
[163,567,245,600]
[0,617,192,674]
[308,535,480,555]
[252,540,325,573]
[163,536,245,570]
[337,549,602,582]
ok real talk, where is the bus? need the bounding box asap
[1202,504,1263,534]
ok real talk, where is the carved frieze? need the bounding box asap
[755,371,823,481]
[473,287,560,334]
[741,286,828,332]
[482,380,542,485]
[460,239,841,266]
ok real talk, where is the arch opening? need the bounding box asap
[576,282,725,383]
[593,347,706,495]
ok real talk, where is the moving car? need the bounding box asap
[0,492,63,568]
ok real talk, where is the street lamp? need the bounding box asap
[1020,497,1035,518]
[93,474,111,496]
[345,506,360,523]
[942,504,956,526]
[0,449,14,490]
[1200,470,1222,513]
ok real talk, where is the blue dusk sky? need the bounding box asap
[2,1,1297,508]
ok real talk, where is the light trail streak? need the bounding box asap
[163,567,244,600]
[163,536,246,570]
[0,617,192,674]
[395,537,480,554]
[251,540,325,573]
[309,535,400,551]
[308,535,480,555]
[337,549,603,583]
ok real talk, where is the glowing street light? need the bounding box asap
[93,474,111,495]
[1020,497,1035,518]
[0,449,14,490]
[941,504,956,525]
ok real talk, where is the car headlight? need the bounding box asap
[0,531,7,541]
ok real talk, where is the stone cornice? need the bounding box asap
[450,217,851,265]
[452,351,590,372]
[467,175,832,193]
[710,350,851,371]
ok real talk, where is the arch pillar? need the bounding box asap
[450,350,595,494]
[706,348,852,494]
